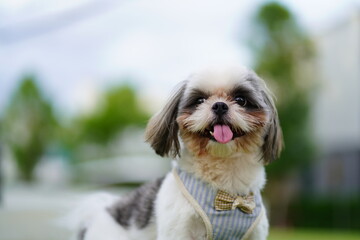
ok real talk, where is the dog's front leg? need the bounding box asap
[155,173,207,240]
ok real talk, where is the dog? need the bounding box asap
[73,65,283,240]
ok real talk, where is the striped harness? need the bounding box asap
[173,167,264,240]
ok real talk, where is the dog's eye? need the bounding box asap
[235,96,247,107]
[196,97,205,105]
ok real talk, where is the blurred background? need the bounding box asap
[0,0,359,239]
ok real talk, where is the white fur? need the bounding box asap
[156,173,207,240]
[247,207,269,240]
[63,193,124,240]
[185,65,251,95]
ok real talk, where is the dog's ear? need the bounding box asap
[261,89,283,164]
[145,81,187,158]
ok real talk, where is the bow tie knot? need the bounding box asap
[215,190,255,214]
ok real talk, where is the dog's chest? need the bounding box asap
[173,167,263,240]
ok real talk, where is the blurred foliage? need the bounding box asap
[60,84,149,163]
[77,85,148,144]
[250,2,315,179]
[2,76,57,182]
[289,197,360,230]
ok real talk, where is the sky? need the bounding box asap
[0,0,359,117]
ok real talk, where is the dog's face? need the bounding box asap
[145,66,282,164]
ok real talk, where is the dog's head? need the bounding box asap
[145,66,283,164]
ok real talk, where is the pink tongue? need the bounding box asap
[213,125,233,144]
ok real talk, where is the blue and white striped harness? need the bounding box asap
[173,167,263,240]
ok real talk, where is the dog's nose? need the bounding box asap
[212,102,229,116]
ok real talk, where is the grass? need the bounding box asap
[269,228,360,240]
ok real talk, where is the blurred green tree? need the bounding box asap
[79,86,148,144]
[249,2,316,225]
[2,76,57,182]
[78,85,148,144]
[65,84,149,162]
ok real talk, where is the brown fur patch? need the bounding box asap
[214,89,228,98]
[191,154,244,188]
[177,114,210,157]
[234,130,264,154]
[181,131,210,157]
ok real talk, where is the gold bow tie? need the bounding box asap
[214,190,255,214]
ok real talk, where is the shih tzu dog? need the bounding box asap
[73,65,283,240]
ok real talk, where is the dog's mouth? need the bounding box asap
[200,124,245,144]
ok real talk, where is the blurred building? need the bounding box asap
[311,8,360,197]
[76,128,171,185]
